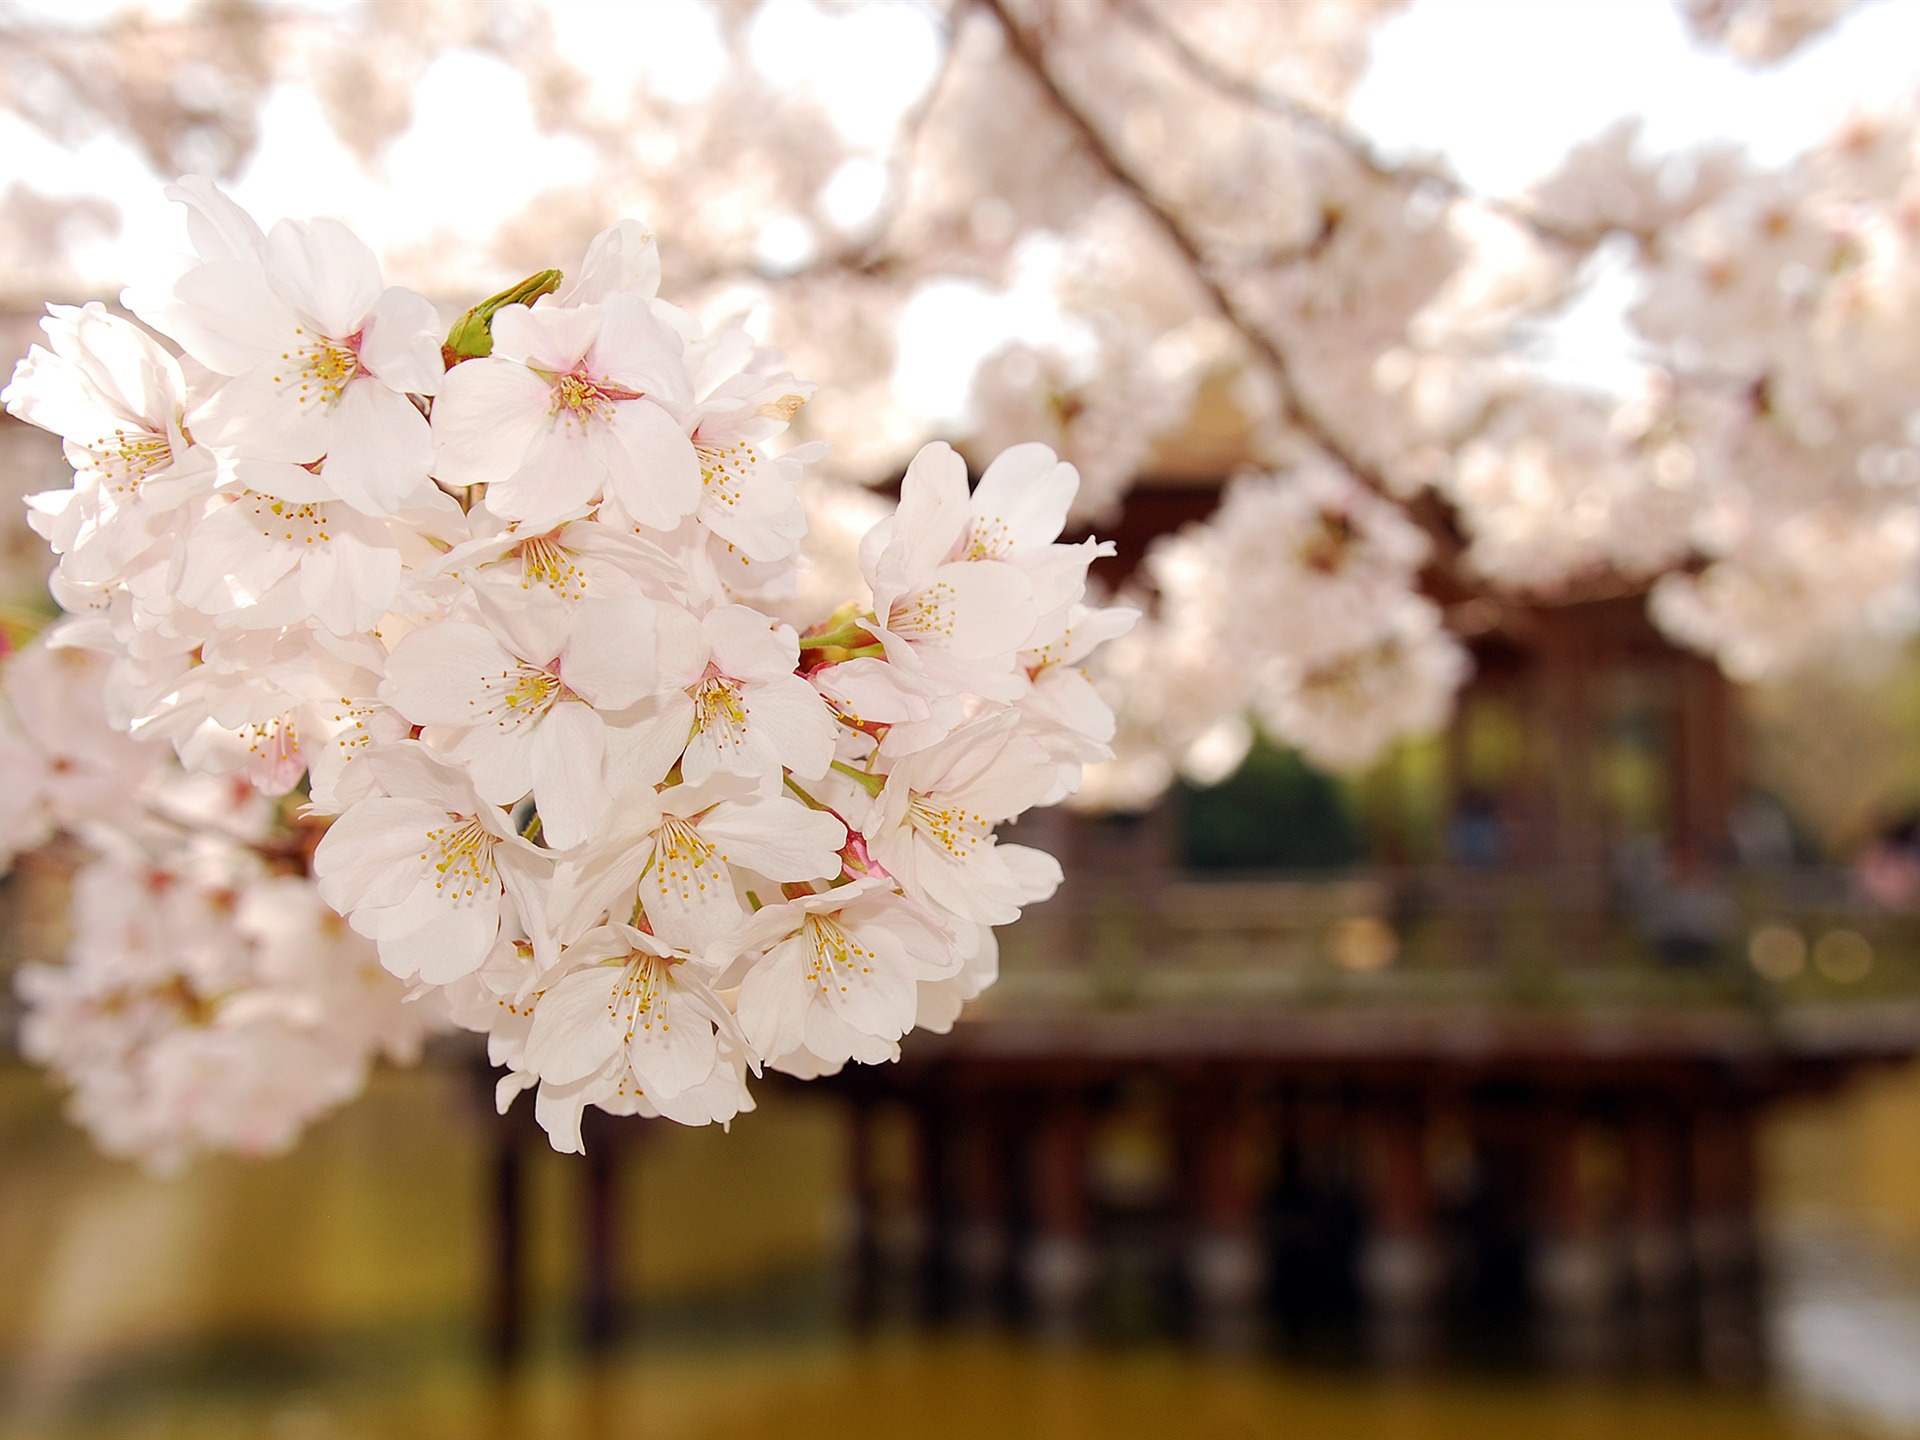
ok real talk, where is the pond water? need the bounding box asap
[0,1062,1915,1440]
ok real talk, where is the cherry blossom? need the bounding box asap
[6,180,1127,1159]
[431,294,700,528]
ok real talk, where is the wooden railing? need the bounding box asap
[993,865,1920,1030]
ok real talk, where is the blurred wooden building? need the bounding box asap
[822,480,1920,1368]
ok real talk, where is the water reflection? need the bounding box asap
[0,1062,1915,1439]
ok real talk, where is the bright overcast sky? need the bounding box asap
[1353,0,1920,192]
[5,0,1920,407]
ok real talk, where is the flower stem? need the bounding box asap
[830,760,886,797]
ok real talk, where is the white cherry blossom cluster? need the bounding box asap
[0,637,430,1172]
[1079,464,1466,806]
[2,180,1128,1156]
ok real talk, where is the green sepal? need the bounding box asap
[442,269,563,367]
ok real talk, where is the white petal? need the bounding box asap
[430,358,554,489]
[528,701,608,851]
[699,796,844,880]
[264,217,382,337]
[320,381,435,516]
[381,621,517,726]
[602,399,700,529]
[525,965,626,1086]
[559,596,658,709]
[358,286,445,396]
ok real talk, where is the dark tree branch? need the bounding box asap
[975,0,1396,496]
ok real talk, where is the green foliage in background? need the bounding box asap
[1177,739,1367,871]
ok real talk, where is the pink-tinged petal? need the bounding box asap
[823,939,919,1040]
[469,586,571,672]
[627,986,720,1098]
[264,218,383,338]
[899,710,1020,793]
[599,399,701,529]
[950,736,1057,822]
[363,742,484,814]
[739,674,837,781]
[175,501,302,613]
[589,295,692,413]
[320,382,435,517]
[233,458,337,504]
[699,797,844,880]
[813,658,934,726]
[528,701,608,851]
[970,443,1077,549]
[381,621,517,726]
[299,529,404,636]
[994,843,1063,907]
[900,560,1034,660]
[193,359,330,463]
[535,1077,593,1154]
[883,442,972,582]
[735,937,810,1061]
[640,853,743,955]
[910,845,1020,927]
[548,802,662,942]
[524,965,626,1085]
[359,286,445,396]
[167,175,266,266]
[448,725,536,809]
[313,795,443,912]
[430,357,555,489]
[551,220,660,306]
[653,604,711,690]
[486,422,608,525]
[376,885,501,983]
[152,261,294,375]
[606,695,696,790]
[491,303,603,371]
[705,605,797,682]
[559,596,658,710]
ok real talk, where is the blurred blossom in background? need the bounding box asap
[10,1,1920,1437]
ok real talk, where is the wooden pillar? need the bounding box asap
[909,1095,947,1321]
[1689,1101,1759,1286]
[1668,655,1735,879]
[1689,1098,1763,1381]
[1540,622,1602,871]
[1358,1096,1441,1362]
[486,1118,525,1370]
[949,1099,1011,1322]
[1530,1102,1619,1365]
[845,1096,879,1329]
[1023,1089,1095,1338]
[1623,1104,1689,1304]
[580,1116,622,1355]
[1185,1082,1266,1349]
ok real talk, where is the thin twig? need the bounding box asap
[976,0,1393,494]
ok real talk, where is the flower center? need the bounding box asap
[889,580,958,641]
[82,429,172,495]
[1298,507,1359,575]
[652,816,727,904]
[908,794,989,860]
[691,674,749,750]
[804,913,876,994]
[550,372,615,425]
[965,514,1014,561]
[610,953,673,1041]
[246,494,333,545]
[423,816,496,901]
[516,533,585,600]
[273,327,361,407]
[697,443,756,509]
